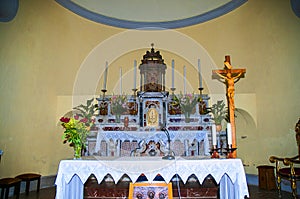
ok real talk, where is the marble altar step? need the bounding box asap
[84,175,218,199]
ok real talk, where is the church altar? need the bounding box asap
[56,45,250,199]
[93,45,215,157]
[55,157,249,199]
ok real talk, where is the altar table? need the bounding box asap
[55,157,249,199]
[94,130,210,156]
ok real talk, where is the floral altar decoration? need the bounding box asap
[110,94,128,122]
[173,93,199,122]
[210,100,227,131]
[60,98,97,159]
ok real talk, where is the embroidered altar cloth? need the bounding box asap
[55,157,249,199]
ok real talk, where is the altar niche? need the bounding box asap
[138,91,168,130]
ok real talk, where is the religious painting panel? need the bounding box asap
[128,182,173,199]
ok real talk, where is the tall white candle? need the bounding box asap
[227,123,232,146]
[183,65,186,94]
[120,67,122,95]
[212,124,217,146]
[172,60,175,88]
[198,59,202,88]
[103,61,108,90]
[133,60,137,89]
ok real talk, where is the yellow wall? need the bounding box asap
[0,0,299,177]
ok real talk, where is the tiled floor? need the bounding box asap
[7,184,298,199]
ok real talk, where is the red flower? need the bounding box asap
[74,114,80,120]
[80,118,88,123]
[60,117,70,123]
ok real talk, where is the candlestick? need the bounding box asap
[101,89,107,100]
[172,60,175,88]
[183,65,186,94]
[120,68,122,95]
[210,145,220,159]
[103,61,108,90]
[227,123,232,145]
[132,88,138,98]
[198,87,204,96]
[198,59,202,88]
[212,124,217,146]
[133,60,137,90]
[170,87,176,95]
[225,147,237,159]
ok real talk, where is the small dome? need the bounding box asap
[141,44,165,65]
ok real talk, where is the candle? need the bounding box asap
[133,60,137,89]
[183,65,186,94]
[103,61,108,90]
[212,124,217,146]
[198,59,202,88]
[227,123,232,146]
[120,67,122,95]
[172,60,175,88]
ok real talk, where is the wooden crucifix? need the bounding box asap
[212,55,246,158]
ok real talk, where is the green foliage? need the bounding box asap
[73,98,97,124]
[210,100,227,125]
[60,98,97,151]
[176,93,198,114]
[61,117,90,147]
[110,95,127,115]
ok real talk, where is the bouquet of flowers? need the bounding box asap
[177,93,198,114]
[60,98,97,158]
[174,93,198,122]
[60,115,95,159]
[110,95,127,115]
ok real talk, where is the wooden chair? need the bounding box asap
[0,178,21,199]
[269,118,300,198]
[15,173,41,195]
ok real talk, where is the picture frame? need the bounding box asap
[128,182,173,199]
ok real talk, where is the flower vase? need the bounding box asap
[115,114,121,123]
[184,112,191,123]
[73,144,82,159]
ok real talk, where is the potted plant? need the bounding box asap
[210,100,227,131]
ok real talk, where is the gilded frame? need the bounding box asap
[128,182,173,199]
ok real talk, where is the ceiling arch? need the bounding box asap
[0,0,19,22]
[55,0,247,29]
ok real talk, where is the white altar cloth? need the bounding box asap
[55,157,249,199]
[94,130,210,155]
